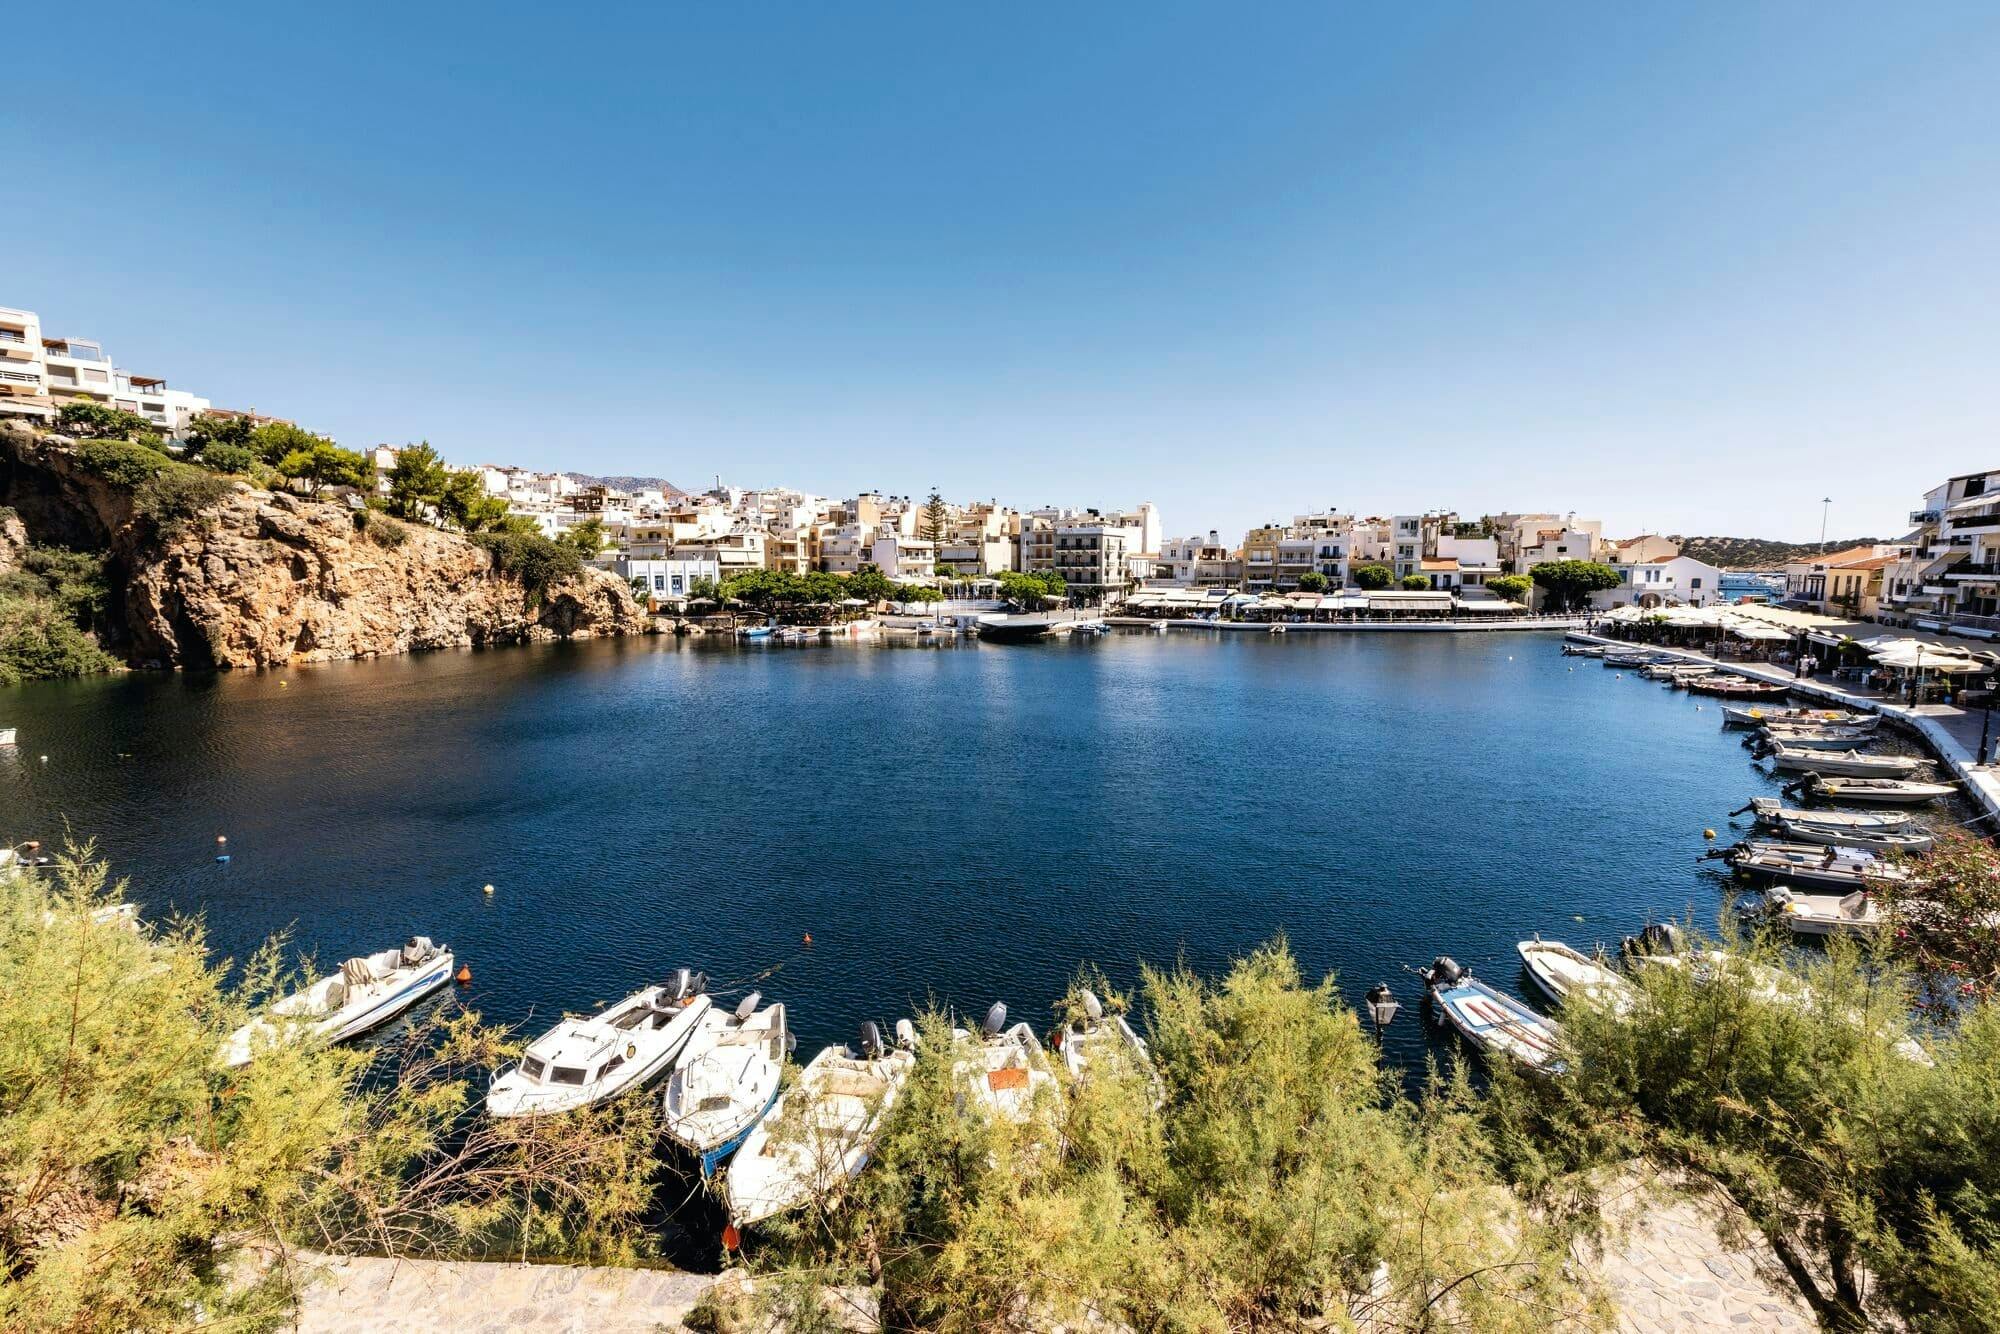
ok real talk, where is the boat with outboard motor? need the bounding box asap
[488,970,712,1117]
[1716,839,1908,891]
[1739,796,1914,831]
[725,1020,919,1229]
[958,1002,1058,1121]
[662,992,792,1175]
[1561,643,1607,657]
[1722,704,1875,729]
[1686,676,1791,698]
[1515,937,1632,1013]
[1757,725,1885,751]
[1765,746,1928,777]
[1759,885,1884,937]
[1768,817,1933,853]
[1603,651,1669,668]
[222,936,455,1068]
[1787,774,1957,806]
[1417,956,1564,1073]
[1053,988,1164,1106]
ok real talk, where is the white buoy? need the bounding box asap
[483,883,495,895]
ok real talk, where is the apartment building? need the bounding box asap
[870,531,938,583]
[0,305,212,434]
[0,307,48,421]
[612,556,722,605]
[1782,544,1904,612]
[1050,524,1132,599]
[1881,469,2000,635]
[1496,514,1604,573]
[1591,555,1724,609]
[1154,533,1236,586]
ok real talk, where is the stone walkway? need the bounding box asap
[1588,1172,1818,1332]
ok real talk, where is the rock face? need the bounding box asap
[0,422,646,670]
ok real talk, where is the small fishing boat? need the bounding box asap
[662,992,791,1175]
[1760,885,1884,937]
[1770,817,1933,853]
[488,970,712,1118]
[959,1003,1058,1121]
[1718,839,1908,891]
[737,624,779,640]
[1765,746,1927,777]
[725,1020,918,1228]
[222,936,456,1068]
[1790,774,1956,805]
[1560,643,1607,657]
[1686,676,1791,698]
[1563,630,1600,645]
[1721,704,1874,729]
[1515,937,1633,1013]
[1640,661,1690,680]
[1417,956,1564,1073]
[1052,988,1164,1106]
[1756,725,1883,751]
[1603,651,1667,668]
[1740,796,1913,831]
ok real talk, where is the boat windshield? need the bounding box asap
[552,1066,587,1085]
[521,1056,545,1081]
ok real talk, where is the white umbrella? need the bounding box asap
[1873,646,1980,671]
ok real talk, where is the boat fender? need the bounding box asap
[734,991,762,1021]
[722,1224,741,1252]
[894,1018,918,1050]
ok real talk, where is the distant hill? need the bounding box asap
[1669,535,1891,571]
[562,473,684,497]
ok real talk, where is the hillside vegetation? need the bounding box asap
[1669,534,1891,570]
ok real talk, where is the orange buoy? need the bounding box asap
[722,1223,741,1251]
[456,965,472,984]
[803,932,813,946]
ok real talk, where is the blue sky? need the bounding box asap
[11,3,1997,543]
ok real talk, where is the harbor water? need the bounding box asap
[0,630,1950,1070]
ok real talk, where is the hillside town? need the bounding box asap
[2,300,1989,637]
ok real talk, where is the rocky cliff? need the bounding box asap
[0,422,646,671]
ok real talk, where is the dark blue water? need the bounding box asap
[0,631,1929,1067]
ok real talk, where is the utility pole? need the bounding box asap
[1819,498,1831,556]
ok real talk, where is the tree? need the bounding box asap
[1296,571,1328,592]
[274,439,370,497]
[994,569,1066,611]
[440,470,514,533]
[1880,830,2000,1019]
[1399,573,1432,590]
[558,517,608,559]
[1530,559,1622,613]
[1486,573,1533,606]
[55,401,157,443]
[687,576,721,602]
[386,443,450,520]
[934,562,958,578]
[921,490,950,545]
[846,566,899,606]
[1350,563,1392,590]
[195,442,257,475]
[248,421,332,468]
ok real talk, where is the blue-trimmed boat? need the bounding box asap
[1418,956,1565,1074]
[662,992,791,1176]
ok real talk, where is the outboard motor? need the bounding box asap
[894,1018,919,1050]
[859,1020,885,1057]
[1079,988,1104,1023]
[403,936,435,965]
[734,990,762,1022]
[670,968,709,1000]
[981,1001,1008,1038]
[1424,955,1463,987]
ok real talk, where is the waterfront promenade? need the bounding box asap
[1105,613,1591,633]
[1574,629,2000,823]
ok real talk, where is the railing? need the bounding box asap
[0,330,24,346]
[1910,510,1941,525]
[1945,563,2000,578]
[1947,613,2000,634]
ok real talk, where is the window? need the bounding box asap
[551,1066,587,1086]
[522,1056,546,1081]
[47,365,76,384]
[671,575,684,593]
[653,575,667,591]
[81,367,108,384]
[1690,577,1703,589]
[115,398,139,411]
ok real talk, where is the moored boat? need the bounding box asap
[959,1003,1058,1121]
[1760,885,1884,937]
[1770,817,1933,853]
[488,970,712,1118]
[1515,937,1632,1013]
[725,1020,918,1229]
[1765,746,1927,777]
[1790,774,1956,805]
[1052,988,1163,1106]
[1756,724,1884,751]
[738,624,779,640]
[1418,956,1564,1073]
[1719,839,1908,891]
[1561,643,1607,657]
[222,936,455,1068]
[1686,676,1791,698]
[662,992,791,1175]
[1740,796,1913,831]
[1722,704,1874,729]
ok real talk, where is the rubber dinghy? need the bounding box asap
[1515,937,1633,1014]
[222,936,454,1068]
[662,991,791,1176]
[959,1003,1058,1121]
[726,1020,918,1229]
[1418,956,1564,1074]
[488,969,711,1118]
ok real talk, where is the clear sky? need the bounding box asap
[10,3,1997,543]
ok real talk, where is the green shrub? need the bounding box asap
[361,512,409,548]
[134,466,231,539]
[196,441,257,474]
[75,438,172,487]
[0,591,118,683]
[472,531,581,597]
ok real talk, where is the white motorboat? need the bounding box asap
[1560,643,1607,657]
[1758,725,1884,751]
[1766,745,1927,778]
[1720,839,1908,891]
[1053,988,1163,1106]
[662,992,791,1176]
[1722,705,1874,729]
[1792,774,1956,805]
[1418,956,1564,1073]
[1771,816,1933,853]
[488,970,712,1118]
[726,1020,918,1229]
[738,624,779,640]
[1741,797,1913,831]
[959,1003,1058,1121]
[222,936,455,1068]
[1761,885,1884,937]
[1515,937,1633,1013]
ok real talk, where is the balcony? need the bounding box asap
[1946,564,2000,580]
[0,363,43,388]
[1911,510,1941,526]
[1946,613,2000,635]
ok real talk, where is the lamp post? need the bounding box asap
[1365,982,1400,1042]
[1981,677,1996,767]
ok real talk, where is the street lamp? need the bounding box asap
[1365,982,1400,1040]
[1980,676,1996,767]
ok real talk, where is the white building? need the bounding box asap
[1882,468,2000,635]
[1051,524,1133,599]
[870,531,938,583]
[1590,555,1724,609]
[612,556,721,605]
[0,304,211,434]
